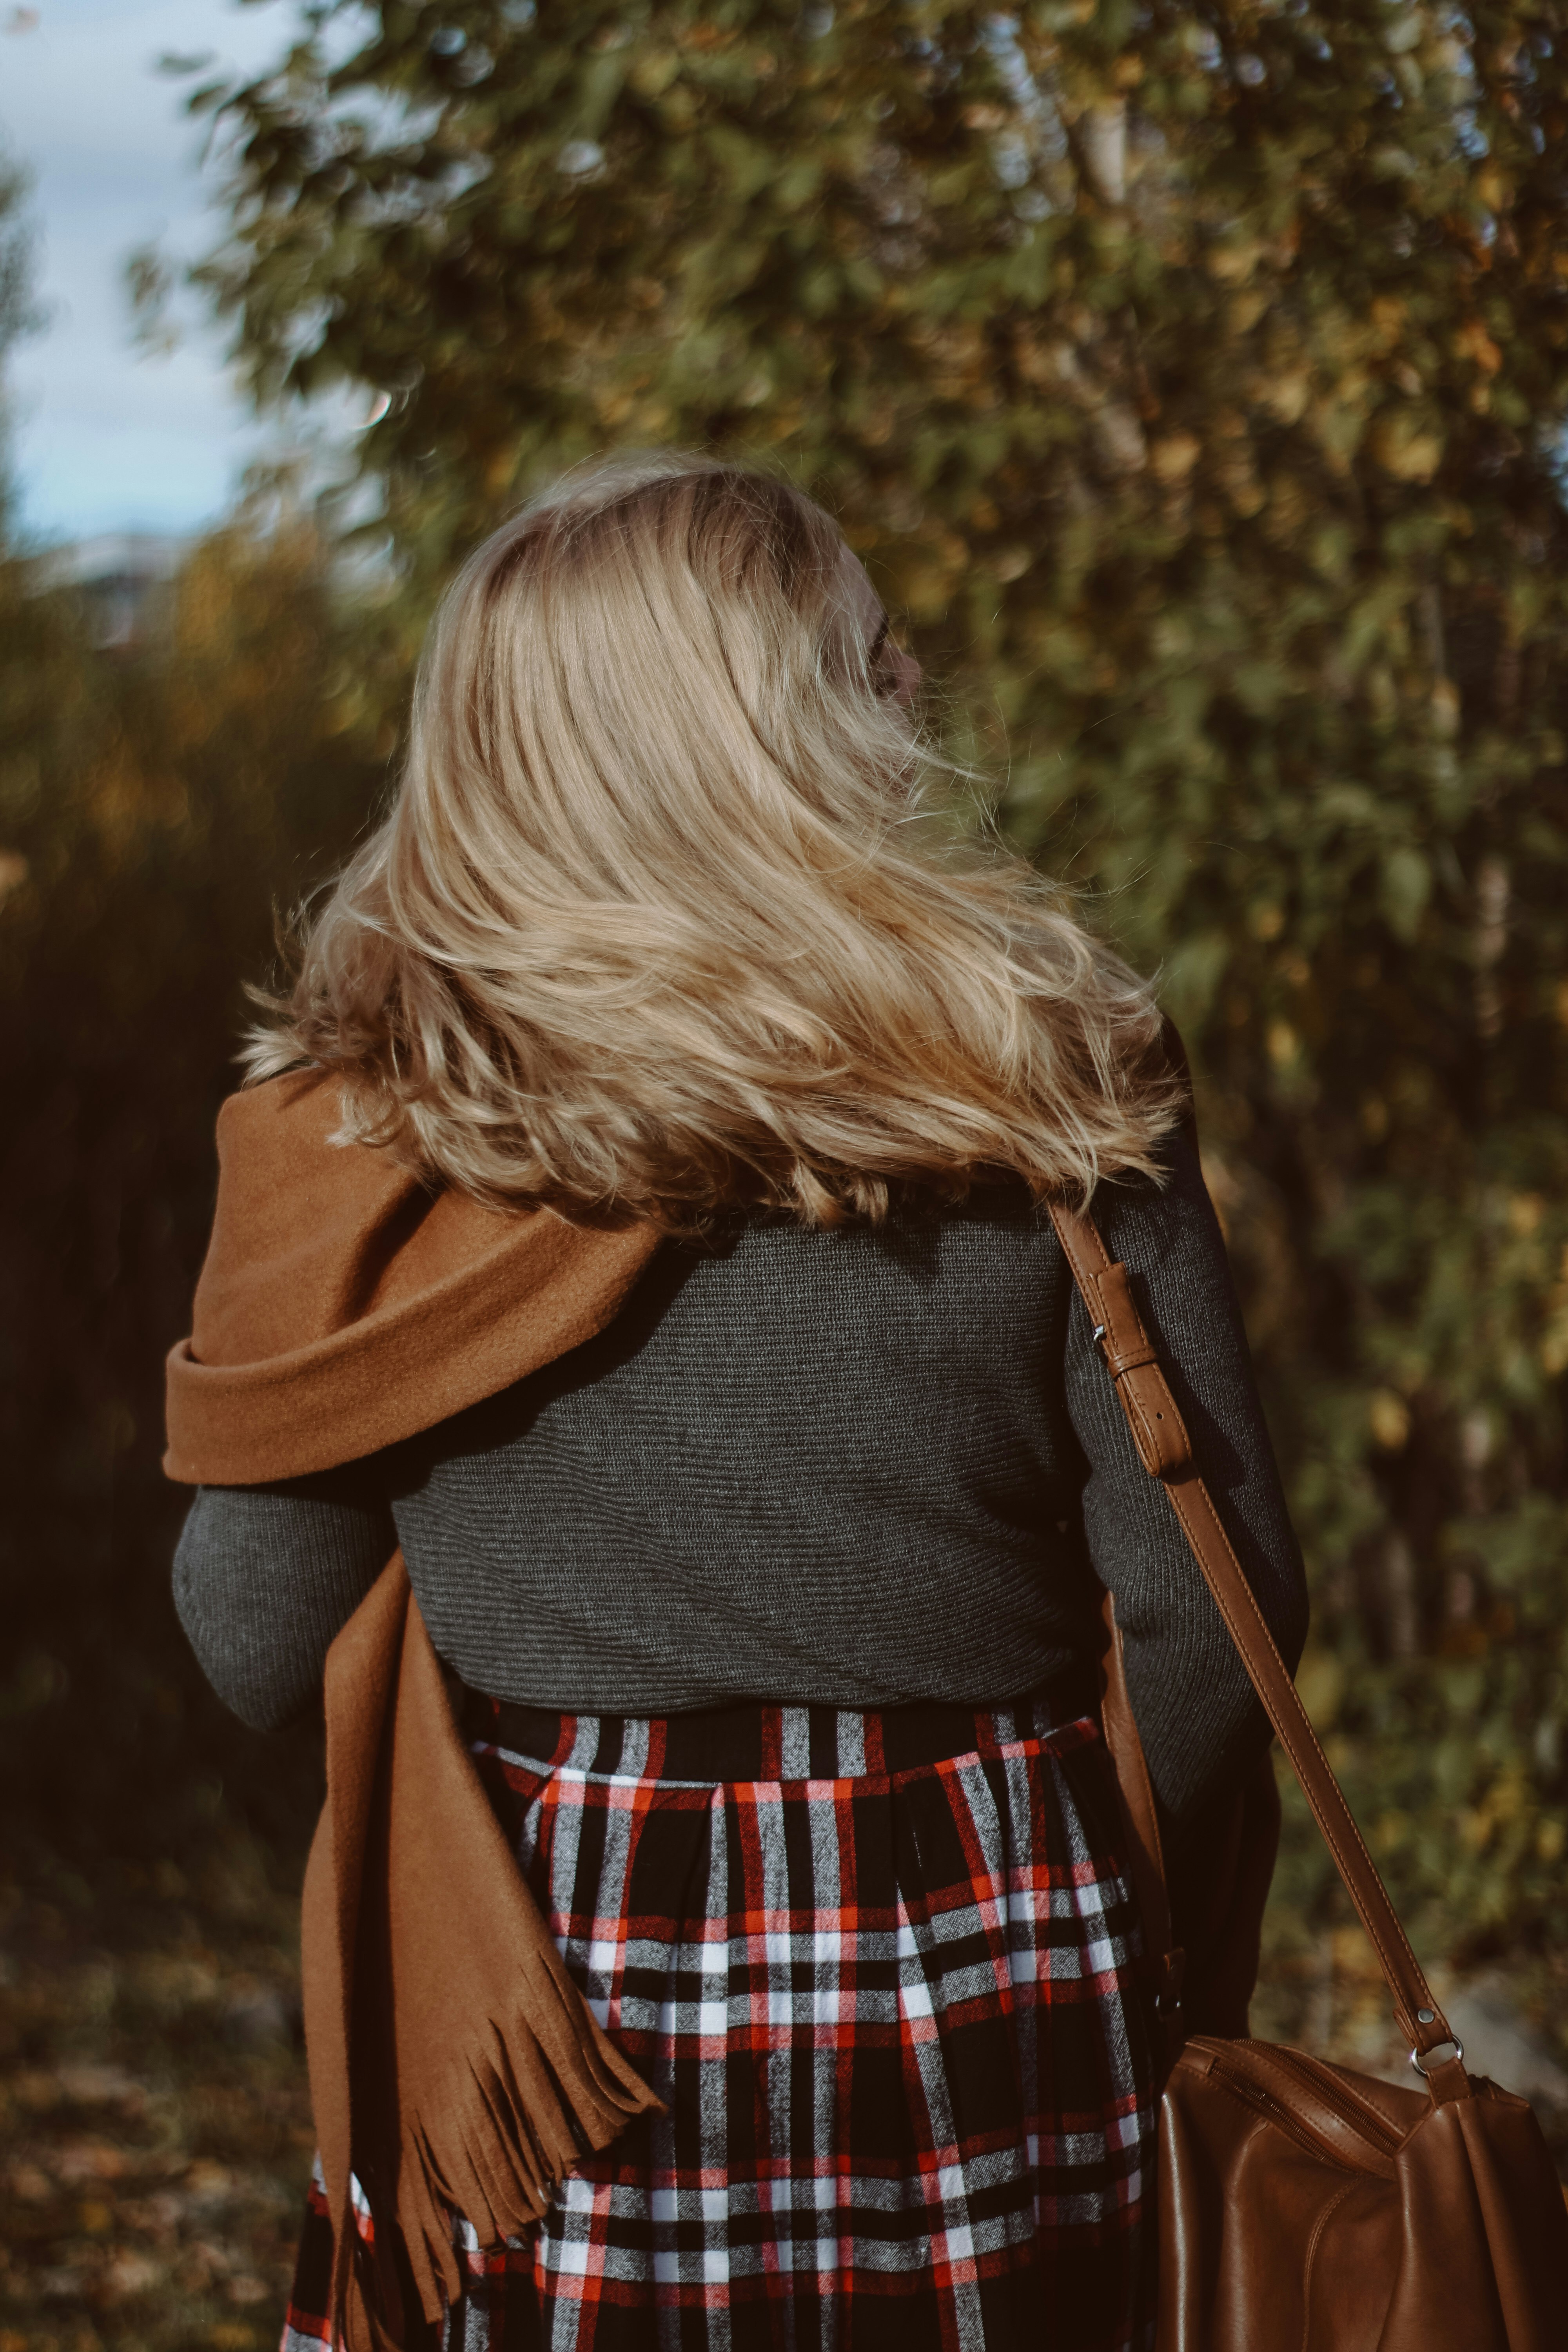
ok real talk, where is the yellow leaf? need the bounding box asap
[1207,238,1262,285]
[1370,416,1443,482]
[1453,318,1503,376]
[1261,370,1311,425]
[1149,431,1200,484]
[1369,1390,1411,1450]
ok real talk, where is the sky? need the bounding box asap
[0,0,323,546]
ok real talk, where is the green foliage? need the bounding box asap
[0,139,40,518]
[0,145,33,351]
[0,525,399,1868]
[172,0,1568,1957]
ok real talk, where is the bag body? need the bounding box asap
[1157,2037,1567,2351]
[1048,1200,1568,2352]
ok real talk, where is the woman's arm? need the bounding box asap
[172,1465,397,1731]
[1063,1125,1310,1841]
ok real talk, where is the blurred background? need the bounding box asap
[4,1,1568,2343]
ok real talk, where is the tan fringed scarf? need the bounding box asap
[165,1072,665,2348]
[302,1553,662,2345]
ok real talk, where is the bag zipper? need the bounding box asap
[1206,2054,1352,2167]
[1205,2046,1404,2170]
[1235,2042,1405,2157]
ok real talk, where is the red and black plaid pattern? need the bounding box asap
[283,1689,1155,2352]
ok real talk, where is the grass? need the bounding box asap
[0,1837,314,2352]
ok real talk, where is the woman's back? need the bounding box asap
[168,451,1307,2352]
[175,1125,1303,1835]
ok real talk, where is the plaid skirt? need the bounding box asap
[283,1686,1156,2352]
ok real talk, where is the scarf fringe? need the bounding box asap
[327,1966,661,2347]
[311,1564,663,2352]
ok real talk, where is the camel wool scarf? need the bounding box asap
[165,1072,665,2350]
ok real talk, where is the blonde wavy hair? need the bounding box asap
[249,452,1183,1226]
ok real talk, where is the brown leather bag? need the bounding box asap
[1048,1201,1568,2352]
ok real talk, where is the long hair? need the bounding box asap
[248,452,1183,1226]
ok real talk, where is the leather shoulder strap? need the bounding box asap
[1096,1587,1182,2025]
[1048,1196,1466,2094]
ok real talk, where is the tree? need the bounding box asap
[0,140,40,525]
[160,0,1568,1962]
[0,520,400,1866]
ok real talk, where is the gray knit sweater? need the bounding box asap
[172,1129,1307,1830]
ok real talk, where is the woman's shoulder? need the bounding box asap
[214,1067,411,1236]
[199,1071,431,1361]
[167,1075,661,1486]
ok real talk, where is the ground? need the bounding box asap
[2,1823,1565,2352]
[0,1842,313,2352]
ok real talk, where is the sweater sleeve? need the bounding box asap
[172,1466,397,1732]
[1062,1125,1309,1837]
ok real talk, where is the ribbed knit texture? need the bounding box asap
[172,1130,1307,1829]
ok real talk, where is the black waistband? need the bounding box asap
[459,1668,1098,1783]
